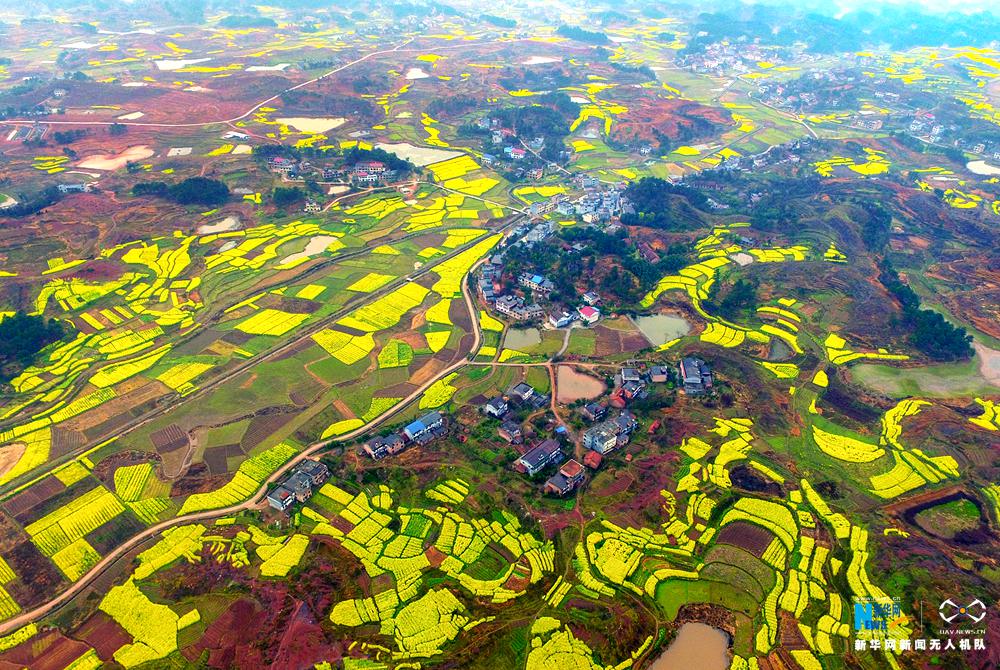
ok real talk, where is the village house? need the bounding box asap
[354,171,380,184]
[509,382,548,409]
[679,357,713,395]
[354,160,387,175]
[286,471,314,503]
[583,411,638,455]
[578,306,600,325]
[649,366,670,383]
[268,157,297,175]
[518,272,554,293]
[581,401,608,422]
[483,396,509,419]
[403,411,446,444]
[266,459,331,512]
[548,311,574,329]
[614,410,638,436]
[544,459,585,496]
[582,422,618,455]
[620,367,642,384]
[364,433,405,460]
[621,379,647,401]
[498,420,523,444]
[514,438,563,476]
[510,382,536,403]
[581,292,601,306]
[266,486,295,512]
[494,295,544,321]
[477,276,496,302]
[295,460,330,487]
[583,450,603,470]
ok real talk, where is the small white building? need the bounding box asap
[548,311,574,328]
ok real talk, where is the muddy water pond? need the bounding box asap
[555,366,605,403]
[648,623,730,670]
[505,327,541,350]
[634,314,691,345]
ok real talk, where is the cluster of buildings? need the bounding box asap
[543,459,586,496]
[349,160,394,184]
[603,358,711,408]
[477,252,604,327]
[554,179,632,224]
[514,438,564,476]
[507,404,639,497]
[266,460,330,512]
[678,357,713,395]
[363,411,447,460]
[484,382,550,416]
[265,156,399,186]
[483,383,589,495]
[679,40,803,77]
[478,257,546,322]
[582,410,639,457]
[480,373,642,497]
[907,111,949,145]
[548,302,601,329]
[56,183,95,194]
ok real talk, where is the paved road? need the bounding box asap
[0,224,509,636]
[0,216,520,496]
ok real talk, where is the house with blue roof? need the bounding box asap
[518,271,554,293]
[403,411,445,443]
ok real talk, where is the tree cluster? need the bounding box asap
[556,25,610,45]
[0,185,62,218]
[273,186,305,208]
[0,312,67,382]
[621,177,709,230]
[705,278,758,321]
[879,261,973,361]
[131,177,229,206]
[483,14,515,29]
[53,129,87,145]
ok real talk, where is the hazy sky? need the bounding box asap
[821,0,1000,14]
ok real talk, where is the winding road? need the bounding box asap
[0,240,496,636]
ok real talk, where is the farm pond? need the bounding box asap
[634,314,691,345]
[648,623,730,670]
[505,327,541,350]
[555,366,605,403]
